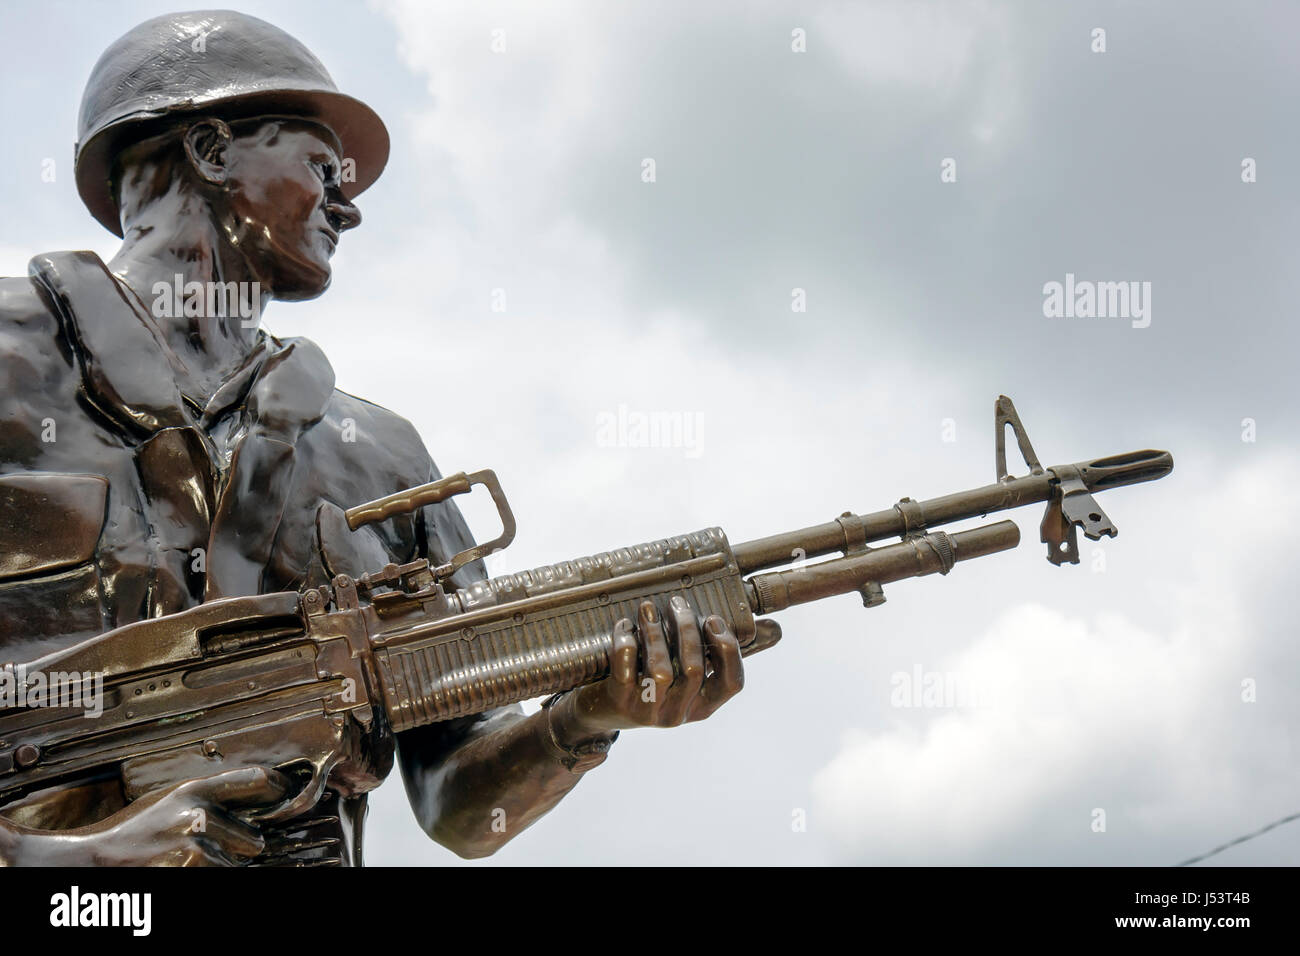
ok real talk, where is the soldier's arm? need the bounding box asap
[394,599,747,859]
[395,702,608,858]
[0,768,288,867]
[394,459,614,858]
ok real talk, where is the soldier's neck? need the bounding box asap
[108,212,269,407]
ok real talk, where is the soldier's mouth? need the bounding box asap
[318,228,339,252]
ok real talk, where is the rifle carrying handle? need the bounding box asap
[345,470,518,580]
[344,472,474,530]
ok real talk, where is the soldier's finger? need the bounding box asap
[172,836,239,867]
[608,617,640,713]
[196,809,266,860]
[659,595,705,725]
[181,766,291,810]
[638,600,673,719]
[693,615,744,720]
[193,835,244,867]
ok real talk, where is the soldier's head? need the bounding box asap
[75,11,389,300]
[113,115,360,300]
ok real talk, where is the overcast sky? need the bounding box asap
[1,0,1297,865]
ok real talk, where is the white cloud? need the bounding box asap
[811,0,997,90]
[811,452,1300,865]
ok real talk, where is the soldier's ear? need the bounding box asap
[182,118,234,186]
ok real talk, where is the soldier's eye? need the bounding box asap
[314,160,339,185]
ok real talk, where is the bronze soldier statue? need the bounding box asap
[0,9,1176,869]
[0,10,748,865]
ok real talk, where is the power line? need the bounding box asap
[1176,809,1300,866]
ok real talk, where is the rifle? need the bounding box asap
[0,397,1172,824]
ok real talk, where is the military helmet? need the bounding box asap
[75,9,390,236]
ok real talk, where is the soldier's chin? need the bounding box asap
[270,258,333,301]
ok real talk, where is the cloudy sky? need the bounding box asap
[1,0,1296,865]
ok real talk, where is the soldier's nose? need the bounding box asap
[326,197,361,233]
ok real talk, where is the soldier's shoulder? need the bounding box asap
[0,272,60,332]
[311,388,433,483]
[321,389,424,447]
[259,332,427,474]
[0,270,70,389]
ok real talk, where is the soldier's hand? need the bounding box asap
[3,767,289,867]
[559,596,761,736]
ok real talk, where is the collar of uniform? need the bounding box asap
[28,251,279,441]
[29,251,192,438]
[198,342,269,431]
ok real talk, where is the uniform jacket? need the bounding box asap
[0,250,490,864]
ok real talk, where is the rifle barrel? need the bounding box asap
[745,521,1021,614]
[732,449,1171,574]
